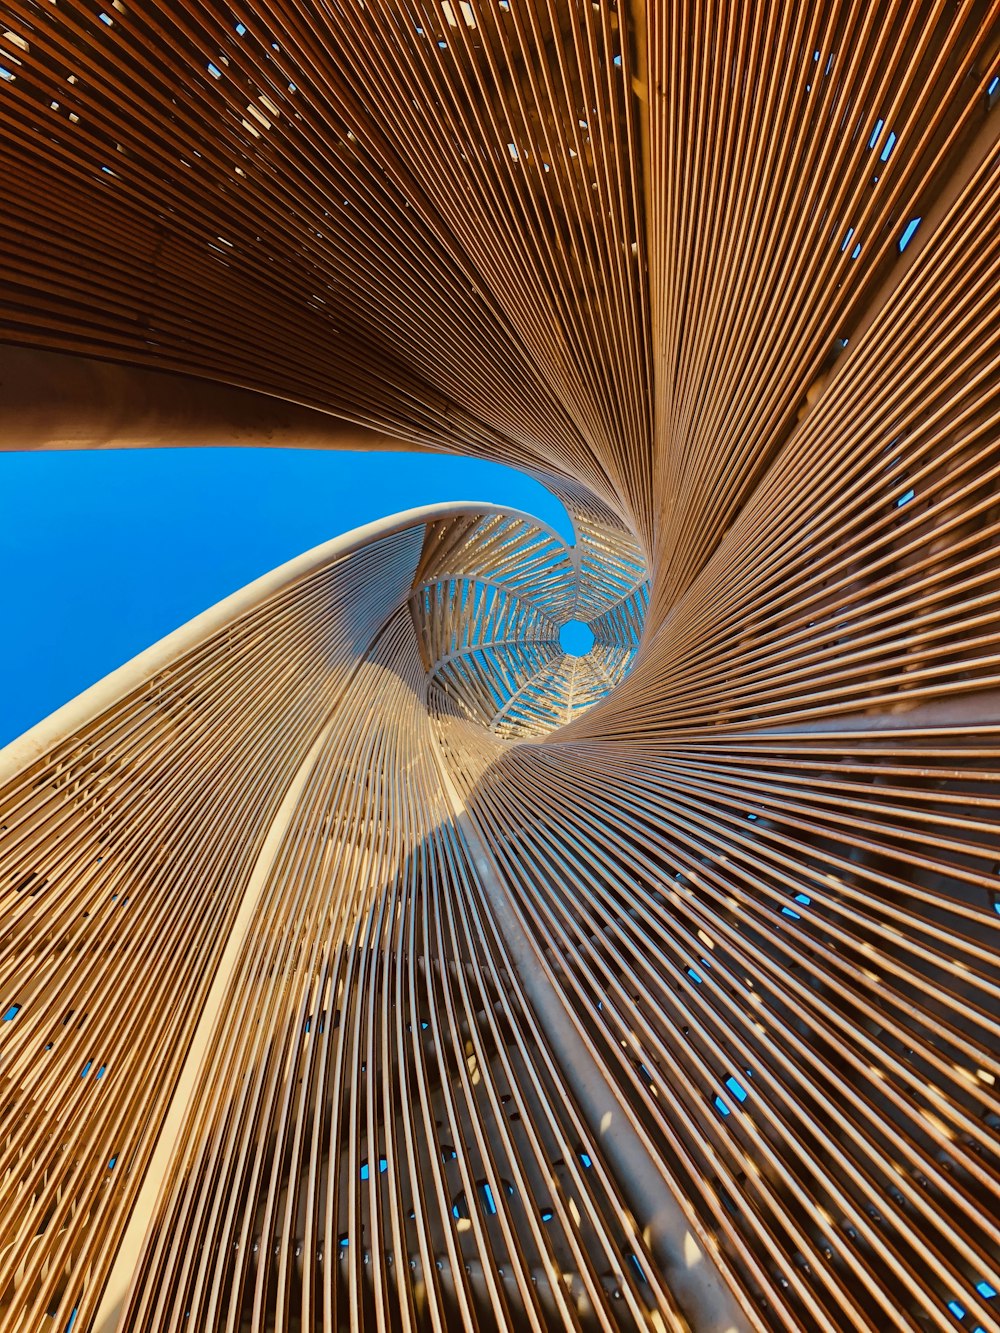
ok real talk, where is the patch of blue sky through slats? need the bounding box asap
[0,447,574,745]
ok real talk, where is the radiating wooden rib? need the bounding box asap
[646,0,1000,618]
[0,504,660,1331]
[411,512,646,737]
[0,520,433,1331]
[449,732,999,1331]
[2,1,1000,1330]
[111,600,684,1333]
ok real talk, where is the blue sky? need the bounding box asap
[0,447,572,746]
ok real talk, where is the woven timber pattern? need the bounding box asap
[1,1,1000,1331]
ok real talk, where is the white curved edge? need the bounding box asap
[0,501,572,782]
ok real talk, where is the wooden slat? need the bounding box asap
[2,2,1000,1330]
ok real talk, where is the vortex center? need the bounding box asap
[559,619,595,657]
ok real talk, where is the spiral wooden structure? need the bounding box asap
[2,2,1000,1330]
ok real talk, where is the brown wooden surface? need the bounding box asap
[2,1,1000,1329]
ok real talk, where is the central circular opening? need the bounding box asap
[559,619,595,657]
